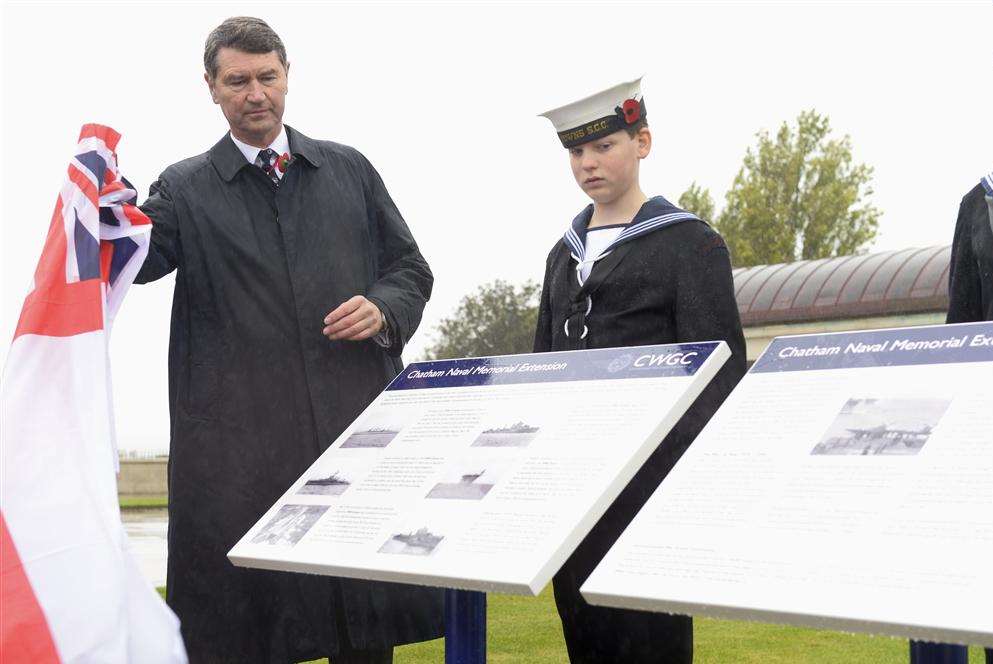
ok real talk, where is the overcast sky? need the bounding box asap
[2,1,991,453]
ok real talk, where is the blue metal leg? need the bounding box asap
[444,589,486,664]
[909,641,968,664]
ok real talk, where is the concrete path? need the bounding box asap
[123,508,168,588]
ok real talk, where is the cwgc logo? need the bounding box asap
[634,351,699,367]
[607,353,634,373]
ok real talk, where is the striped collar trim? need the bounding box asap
[563,197,700,262]
[982,172,993,195]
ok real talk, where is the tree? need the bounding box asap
[679,110,880,267]
[422,279,541,360]
[677,182,716,222]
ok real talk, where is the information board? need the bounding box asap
[582,322,993,647]
[229,342,729,595]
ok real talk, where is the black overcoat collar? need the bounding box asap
[209,124,323,182]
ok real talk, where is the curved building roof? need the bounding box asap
[732,246,950,326]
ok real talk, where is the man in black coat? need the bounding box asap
[534,79,747,663]
[945,172,993,664]
[947,173,993,324]
[136,17,441,663]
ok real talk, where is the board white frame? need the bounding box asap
[229,342,730,595]
[582,322,993,648]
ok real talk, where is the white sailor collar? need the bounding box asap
[562,195,701,268]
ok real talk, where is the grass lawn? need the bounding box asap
[120,494,168,509]
[155,587,985,662]
[388,589,987,664]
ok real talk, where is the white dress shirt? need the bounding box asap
[230,125,290,178]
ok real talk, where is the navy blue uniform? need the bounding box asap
[534,196,747,663]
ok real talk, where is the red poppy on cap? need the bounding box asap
[621,99,641,125]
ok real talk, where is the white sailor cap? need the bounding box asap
[539,77,646,148]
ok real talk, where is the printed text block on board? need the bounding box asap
[228,342,729,595]
[582,322,993,648]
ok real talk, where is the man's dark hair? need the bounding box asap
[204,17,287,79]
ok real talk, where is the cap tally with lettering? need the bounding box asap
[540,77,647,148]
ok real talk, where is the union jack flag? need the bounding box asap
[16,123,151,340]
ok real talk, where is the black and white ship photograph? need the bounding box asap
[341,410,408,449]
[250,505,329,547]
[378,525,445,557]
[811,397,951,456]
[471,420,541,448]
[297,469,353,496]
[425,460,511,500]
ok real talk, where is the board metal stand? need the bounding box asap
[443,596,978,664]
[445,589,486,664]
[910,641,968,664]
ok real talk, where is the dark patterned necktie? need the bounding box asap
[254,148,282,186]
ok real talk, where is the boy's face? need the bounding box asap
[569,128,651,204]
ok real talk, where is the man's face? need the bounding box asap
[206,48,288,146]
[568,128,651,204]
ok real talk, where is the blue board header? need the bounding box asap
[387,342,721,391]
[751,322,993,374]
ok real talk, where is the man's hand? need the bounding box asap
[323,296,384,341]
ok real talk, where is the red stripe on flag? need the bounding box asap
[15,281,104,338]
[14,198,103,339]
[0,512,62,664]
[78,123,120,152]
[122,204,151,227]
[101,181,125,196]
[67,163,99,209]
[100,241,114,284]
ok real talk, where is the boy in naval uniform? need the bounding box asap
[533,78,747,663]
